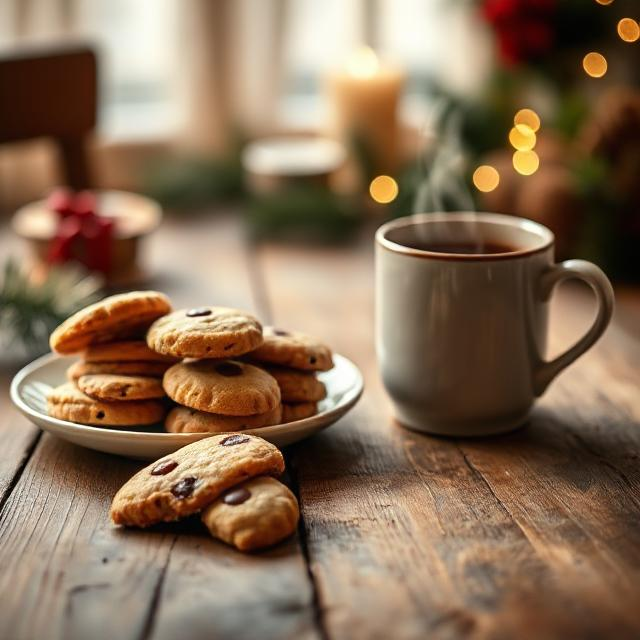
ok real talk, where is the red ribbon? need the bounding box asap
[47,188,114,274]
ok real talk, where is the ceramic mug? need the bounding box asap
[375,212,614,437]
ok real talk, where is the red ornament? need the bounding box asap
[481,0,557,66]
[47,188,114,274]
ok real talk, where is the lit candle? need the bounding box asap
[327,47,405,177]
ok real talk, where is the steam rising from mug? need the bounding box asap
[410,100,486,251]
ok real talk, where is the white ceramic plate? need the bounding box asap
[11,353,363,460]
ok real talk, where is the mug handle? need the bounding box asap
[533,259,614,396]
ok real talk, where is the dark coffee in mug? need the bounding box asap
[402,240,517,255]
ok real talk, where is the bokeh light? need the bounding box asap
[512,150,539,176]
[514,108,541,133]
[472,165,500,193]
[595,0,614,5]
[583,52,608,78]
[369,175,399,203]
[618,18,640,43]
[509,125,536,151]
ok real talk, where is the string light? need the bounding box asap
[369,175,398,203]
[509,125,536,151]
[618,18,640,43]
[514,109,541,132]
[513,150,539,176]
[583,52,608,78]
[472,165,500,192]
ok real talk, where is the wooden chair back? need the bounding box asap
[0,43,97,189]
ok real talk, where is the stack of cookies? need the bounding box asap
[149,308,333,433]
[47,291,335,434]
[111,433,300,551]
[48,291,175,427]
[247,326,333,422]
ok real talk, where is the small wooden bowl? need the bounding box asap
[11,190,162,286]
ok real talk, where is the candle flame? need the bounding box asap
[347,46,380,78]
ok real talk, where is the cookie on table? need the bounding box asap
[201,476,299,551]
[83,340,178,363]
[47,382,166,426]
[249,326,333,371]
[147,307,263,359]
[77,374,165,401]
[264,366,326,403]
[67,360,172,381]
[163,360,280,416]
[282,402,318,423]
[50,291,172,354]
[165,405,282,434]
[110,433,285,527]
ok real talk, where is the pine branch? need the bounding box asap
[0,259,103,356]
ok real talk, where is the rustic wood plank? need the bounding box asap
[0,214,319,640]
[0,225,42,507]
[257,233,640,639]
[0,372,40,504]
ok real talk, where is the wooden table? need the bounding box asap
[1,214,640,640]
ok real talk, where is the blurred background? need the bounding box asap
[0,0,638,356]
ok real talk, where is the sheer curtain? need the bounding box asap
[0,0,491,208]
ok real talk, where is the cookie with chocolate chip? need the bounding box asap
[282,402,318,423]
[163,360,280,416]
[110,433,285,527]
[67,360,172,381]
[47,382,166,426]
[77,374,166,401]
[249,326,333,371]
[50,291,172,354]
[146,307,263,359]
[263,365,326,402]
[201,476,299,551]
[165,405,282,434]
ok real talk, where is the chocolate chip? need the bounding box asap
[171,476,198,499]
[186,308,212,317]
[96,411,105,419]
[309,356,317,365]
[272,328,289,336]
[214,362,243,377]
[220,434,250,446]
[222,487,251,505]
[151,459,178,476]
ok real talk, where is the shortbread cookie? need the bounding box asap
[147,307,263,359]
[163,360,280,416]
[83,340,178,363]
[77,374,165,401]
[249,327,333,371]
[47,382,166,426]
[201,477,299,551]
[282,402,318,423]
[264,366,326,402]
[165,405,282,434]
[50,291,172,354]
[110,433,285,527]
[67,360,171,381]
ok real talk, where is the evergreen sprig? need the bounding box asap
[0,259,102,356]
